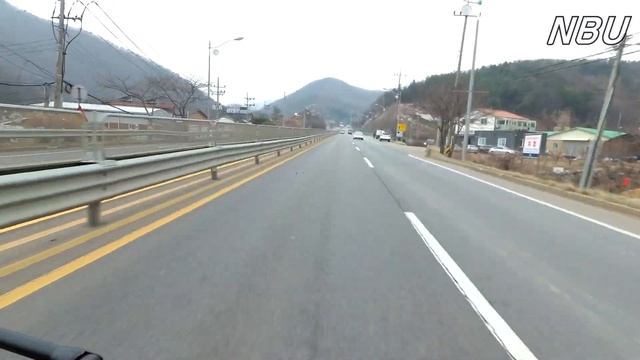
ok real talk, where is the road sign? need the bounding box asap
[71,85,87,103]
[397,123,407,132]
[522,133,547,156]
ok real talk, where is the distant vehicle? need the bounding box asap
[374,129,383,139]
[340,130,346,134]
[347,129,353,135]
[489,146,517,155]
[467,144,479,153]
[352,131,364,140]
[379,133,391,142]
[477,144,493,153]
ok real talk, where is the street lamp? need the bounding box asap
[207,36,244,119]
[454,1,481,162]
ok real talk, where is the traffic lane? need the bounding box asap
[358,139,640,359]
[0,154,274,269]
[0,153,291,294]
[0,135,508,360]
[385,141,640,235]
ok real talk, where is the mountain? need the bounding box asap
[0,0,176,105]
[270,78,382,123]
[398,59,640,133]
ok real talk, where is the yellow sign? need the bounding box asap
[397,123,407,132]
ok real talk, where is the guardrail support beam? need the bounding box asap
[210,167,219,180]
[88,201,101,226]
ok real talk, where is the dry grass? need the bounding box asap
[420,147,640,212]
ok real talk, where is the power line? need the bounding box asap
[521,46,640,79]
[526,46,616,74]
[0,43,55,78]
[0,81,54,87]
[93,1,148,57]
[0,53,51,80]
[1,39,55,48]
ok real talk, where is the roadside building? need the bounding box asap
[456,108,537,149]
[546,127,627,158]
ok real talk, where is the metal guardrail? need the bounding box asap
[0,134,329,228]
[0,104,326,170]
[0,327,102,360]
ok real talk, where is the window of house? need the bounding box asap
[478,137,487,145]
[497,120,505,125]
[480,117,487,125]
[497,138,507,147]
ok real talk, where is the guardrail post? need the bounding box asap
[88,201,101,226]
[210,166,219,180]
[277,150,281,156]
[82,112,107,163]
[254,155,260,165]
[290,146,294,152]
[208,122,215,147]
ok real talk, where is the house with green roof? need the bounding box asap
[546,127,638,158]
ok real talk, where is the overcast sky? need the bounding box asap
[8,0,640,107]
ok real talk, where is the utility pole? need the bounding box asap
[213,77,225,119]
[461,16,480,162]
[207,41,211,99]
[244,92,255,121]
[454,15,469,88]
[394,71,402,140]
[617,111,623,129]
[53,0,66,108]
[579,36,626,189]
[282,91,286,126]
[43,85,51,107]
[449,1,478,149]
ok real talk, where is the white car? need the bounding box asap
[379,133,391,142]
[352,131,365,140]
[466,144,479,153]
[488,146,517,155]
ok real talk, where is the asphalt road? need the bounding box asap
[1,134,640,359]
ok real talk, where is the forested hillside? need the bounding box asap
[0,0,176,104]
[396,60,640,133]
[270,78,381,122]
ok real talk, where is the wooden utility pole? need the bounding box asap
[53,0,66,108]
[579,36,626,189]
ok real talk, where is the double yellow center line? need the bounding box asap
[0,141,320,309]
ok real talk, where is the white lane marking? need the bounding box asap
[405,212,538,360]
[408,154,640,241]
[355,146,361,152]
[363,157,374,168]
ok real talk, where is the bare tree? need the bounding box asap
[424,81,466,155]
[102,75,156,115]
[148,76,207,118]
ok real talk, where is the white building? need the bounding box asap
[457,108,536,133]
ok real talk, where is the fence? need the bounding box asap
[0,104,324,170]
